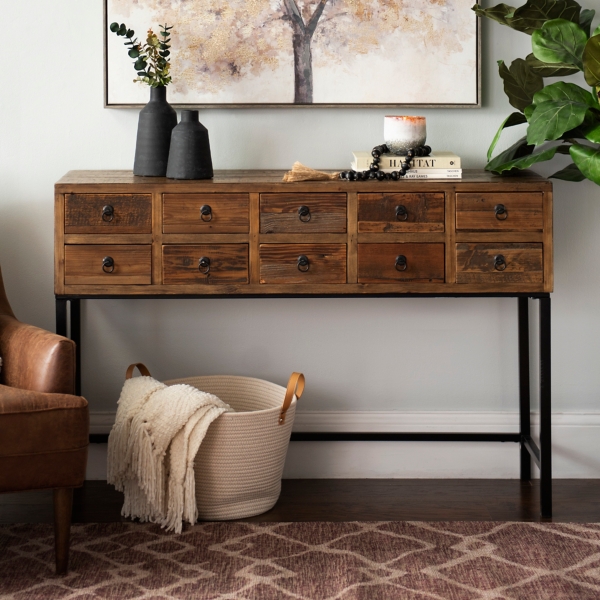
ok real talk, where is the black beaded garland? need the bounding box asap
[340,144,431,181]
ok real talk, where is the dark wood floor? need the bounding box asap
[1,480,599,524]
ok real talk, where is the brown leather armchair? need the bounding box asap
[0,266,88,574]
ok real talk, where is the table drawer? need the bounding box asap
[456,193,543,231]
[163,194,249,233]
[65,194,152,234]
[358,193,445,233]
[260,193,346,233]
[456,243,543,283]
[64,245,151,284]
[260,244,346,284]
[163,245,249,284]
[358,243,445,283]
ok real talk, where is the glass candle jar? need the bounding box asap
[384,116,427,155]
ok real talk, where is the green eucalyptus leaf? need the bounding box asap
[128,48,140,58]
[580,9,595,37]
[570,143,600,184]
[134,58,147,70]
[550,162,586,180]
[498,59,544,111]
[118,23,127,36]
[487,112,528,161]
[525,53,579,76]
[532,19,586,69]
[487,141,559,173]
[159,50,170,58]
[532,81,596,107]
[110,22,119,33]
[583,35,600,87]
[136,71,147,76]
[126,29,134,38]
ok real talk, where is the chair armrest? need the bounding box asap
[0,315,76,394]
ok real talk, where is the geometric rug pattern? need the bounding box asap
[2,521,600,599]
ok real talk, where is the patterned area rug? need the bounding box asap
[2,521,600,599]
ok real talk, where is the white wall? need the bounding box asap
[2,1,600,479]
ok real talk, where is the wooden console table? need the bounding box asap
[55,169,553,516]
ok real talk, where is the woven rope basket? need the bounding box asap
[165,373,304,521]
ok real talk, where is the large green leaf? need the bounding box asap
[580,9,595,37]
[583,35,600,87]
[585,122,600,143]
[570,143,600,184]
[550,162,586,180]
[473,0,580,34]
[532,81,596,107]
[525,52,579,76]
[487,112,529,161]
[487,142,561,173]
[498,59,544,110]
[532,19,586,69]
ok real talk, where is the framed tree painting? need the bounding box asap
[105,0,480,107]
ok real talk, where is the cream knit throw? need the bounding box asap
[107,375,231,533]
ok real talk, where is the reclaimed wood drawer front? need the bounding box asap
[456,243,543,283]
[64,245,151,284]
[163,245,249,284]
[456,193,543,231]
[357,193,445,233]
[260,193,347,233]
[65,194,152,233]
[163,194,249,233]
[260,244,346,284]
[358,243,445,283]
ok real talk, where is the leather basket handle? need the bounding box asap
[125,363,152,380]
[279,372,305,425]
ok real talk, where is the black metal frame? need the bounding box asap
[56,292,551,517]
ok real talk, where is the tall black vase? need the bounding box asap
[133,86,177,177]
[166,110,213,180]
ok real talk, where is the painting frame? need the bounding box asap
[104,0,481,109]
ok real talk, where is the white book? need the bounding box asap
[352,151,461,169]
[351,162,462,175]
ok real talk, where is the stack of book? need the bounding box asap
[351,151,462,179]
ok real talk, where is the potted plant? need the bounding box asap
[110,22,177,177]
[472,0,600,185]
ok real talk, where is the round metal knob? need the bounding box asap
[495,204,508,220]
[102,256,115,273]
[297,255,310,272]
[395,255,408,271]
[298,205,311,222]
[102,205,114,222]
[200,205,213,222]
[395,205,408,221]
[494,254,507,271]
[198,257,211,274]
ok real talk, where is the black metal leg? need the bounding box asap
[518,297,531,481]
[539,296,552,517]
[71,300,81,397]
[56,298,68,337]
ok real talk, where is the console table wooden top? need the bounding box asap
[55,169,553,297]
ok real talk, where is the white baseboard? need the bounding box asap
[87,411,600,480]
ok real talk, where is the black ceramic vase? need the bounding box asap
[166,110,214,180]
[133,86,177,177]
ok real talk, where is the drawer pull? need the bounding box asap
[198,256,211,274]
[495,204,508,220]
[101,205,114,222]
[494,254,507,271]
[298,205,311,222]
[297,255,310,272]
[395,205,408,221]
[102,256,115,273]
[200,205,213,222]
[395,255,408,271]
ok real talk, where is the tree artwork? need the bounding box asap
[106,0,479,106]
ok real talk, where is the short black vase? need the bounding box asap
[166,110,214,180]
[133,86,177,177]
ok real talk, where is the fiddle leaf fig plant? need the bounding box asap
[110,22,173,87]
[472,0,600,185]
